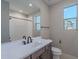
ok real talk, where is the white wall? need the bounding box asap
[50,0,78,57]
[1,0,10,43]
[9,11,32,41]
[41,7,50,39]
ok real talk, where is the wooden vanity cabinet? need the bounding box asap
[32,47,45,59]
[41,43,52,59]
[24,43,52,59]
[32,43,52,59]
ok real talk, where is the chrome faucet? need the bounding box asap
[27,36,32,44]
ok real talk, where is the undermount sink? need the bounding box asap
[31,42,42,48]
[8,38,47,49]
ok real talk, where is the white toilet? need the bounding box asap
[51,47,62,59]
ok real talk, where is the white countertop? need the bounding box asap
[1,37,52,59]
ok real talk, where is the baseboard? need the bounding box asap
[61,53,78,59]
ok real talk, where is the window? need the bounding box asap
[34,16,41,31]
[64,4,77,30]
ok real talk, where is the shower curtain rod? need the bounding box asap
[9,16,32,22]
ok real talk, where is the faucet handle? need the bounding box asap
[22,36,26,39]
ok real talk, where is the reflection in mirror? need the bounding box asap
[7,0,41,41]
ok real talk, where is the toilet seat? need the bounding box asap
[52,47,61,53]
[52,47,62,55]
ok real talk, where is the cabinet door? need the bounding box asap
[41,44,52,59]
[32,48,45,59]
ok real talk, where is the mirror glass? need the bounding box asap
[7,0,41,41]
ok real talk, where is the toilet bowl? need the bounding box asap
[51,47,62,59]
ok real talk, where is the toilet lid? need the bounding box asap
[52,47,62,53]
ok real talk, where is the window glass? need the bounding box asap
[64,5,77,19]
[34,16,40,23]
[34,16,41,31]
[64,4,77,30]
[36,24,40,31]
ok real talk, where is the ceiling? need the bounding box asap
[5,0,40,15]
[5,0,62,15]
[43,0,62,6]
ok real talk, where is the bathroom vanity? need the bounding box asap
[25,43,52,59]
[1,38,52,59]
